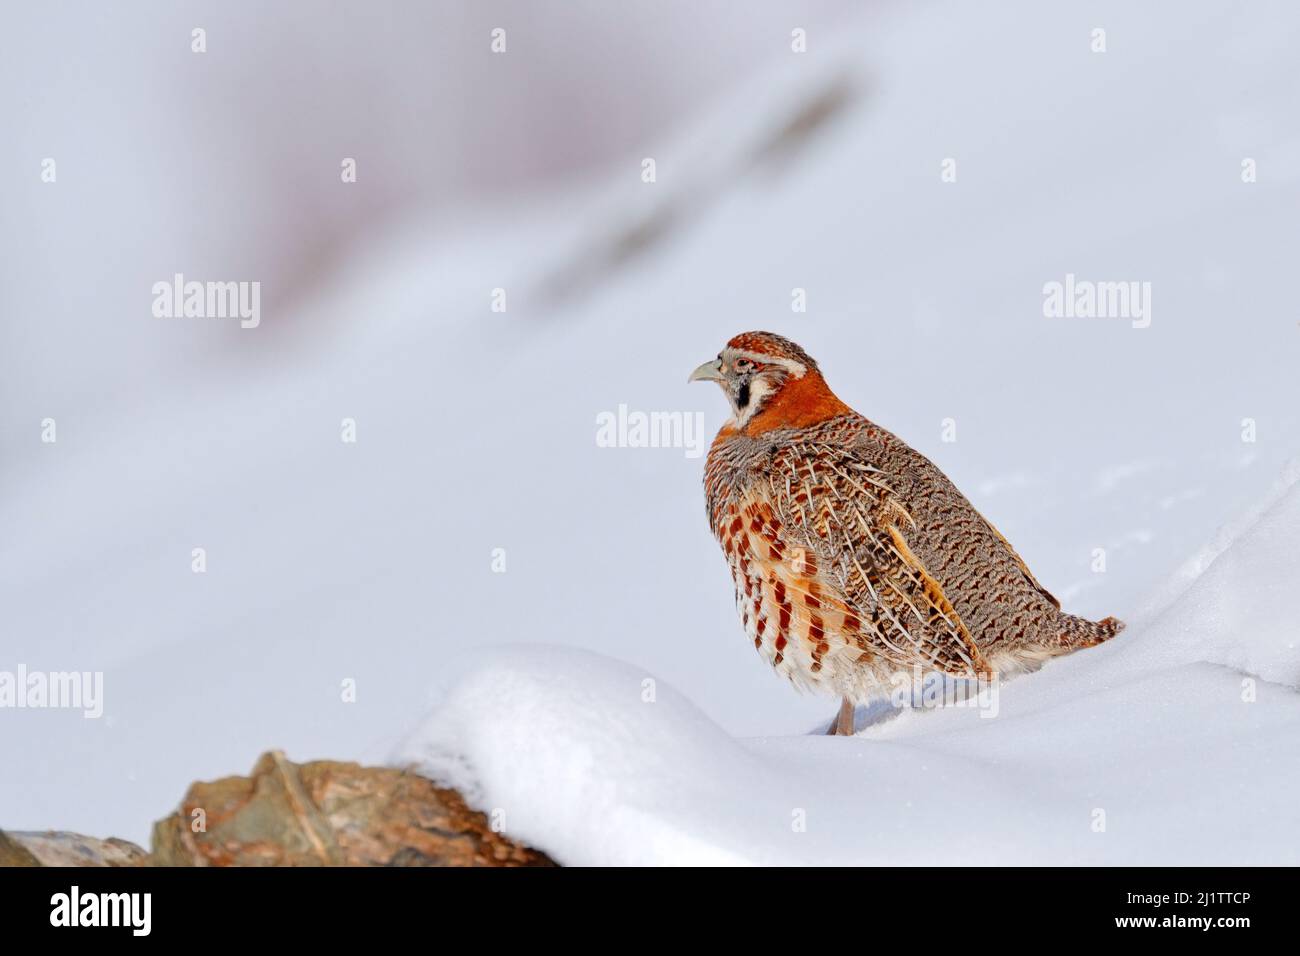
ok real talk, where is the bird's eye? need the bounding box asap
[734,359,754,374]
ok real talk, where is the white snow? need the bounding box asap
[4,1,1300,853]
[395,472,1300,865]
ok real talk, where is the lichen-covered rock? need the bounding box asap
[2,830,147,866]
[148,750,554,867]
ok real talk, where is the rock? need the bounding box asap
[149,750,555,866]
[1,830,147,867]
[0,750,554,868]
[0,830,42,866]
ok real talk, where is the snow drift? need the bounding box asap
[395,473,1300,865]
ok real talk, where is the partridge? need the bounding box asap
[689,331,1123,735]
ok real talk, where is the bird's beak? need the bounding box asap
[688,358,725,384]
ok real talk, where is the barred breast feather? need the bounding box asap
[705,414,1121,700]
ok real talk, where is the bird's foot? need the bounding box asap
[824,696,856,736]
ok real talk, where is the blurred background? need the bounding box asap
[2,0,1298,844]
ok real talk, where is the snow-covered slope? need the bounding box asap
[4,1,1299,846]
[1116,462,1300,687]
[395,474,1300,865]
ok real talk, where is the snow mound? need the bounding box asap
[395,479,1300,865]
[1116,465,1300,687]
[393,647,775,866]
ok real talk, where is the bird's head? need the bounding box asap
[689,331,848,432]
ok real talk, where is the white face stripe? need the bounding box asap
[725,348,807,379]
[734,376,775,427]
[717,346,804,427]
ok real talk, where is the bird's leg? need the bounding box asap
[826,696,855,736]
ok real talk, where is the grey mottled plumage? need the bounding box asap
[690,332,1123,730]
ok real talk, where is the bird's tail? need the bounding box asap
[1057,612,1125,649]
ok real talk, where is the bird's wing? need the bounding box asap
[986,521,1060,610]
[763,440,991,678]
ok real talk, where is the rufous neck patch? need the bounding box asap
[741,372,853,435]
